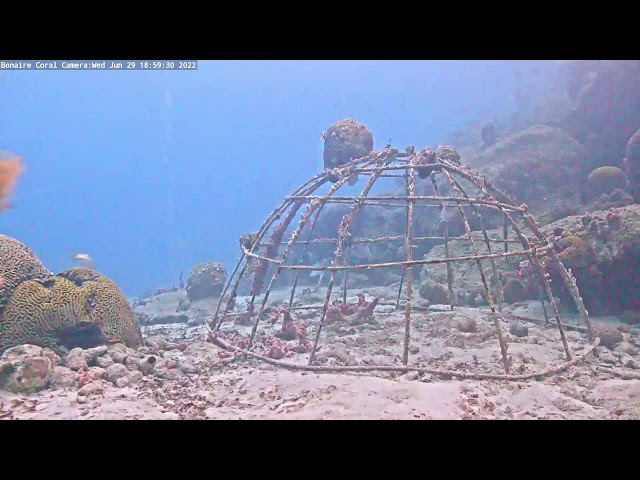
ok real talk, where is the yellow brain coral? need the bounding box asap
[586,166,627,196]
[0,234,51,313]
[0,267,142,353]
[63,268,143,348]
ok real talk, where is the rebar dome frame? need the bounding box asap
[210,145,598,380]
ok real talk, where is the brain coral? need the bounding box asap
[0,234,51,314]
[0,267,142,353]
[585,166,627,197]
[322,119,374,171]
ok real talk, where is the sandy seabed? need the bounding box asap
[2,289,640,420]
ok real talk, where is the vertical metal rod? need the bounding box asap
[437,162,594,342]
[309,159,391,364]
[213,175,330,329]
[503,214,509,254]
[308,273,335,365]
[249,171,368,345]
[443,221,455,310]
[430,175,455,310]
[441,169,510,374]
[447,176,504,311]
[402,162,416,365]
[529,250,573,360]
[288,208,324,308]
[396,169,410,310]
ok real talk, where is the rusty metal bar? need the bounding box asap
[402,161,416,365]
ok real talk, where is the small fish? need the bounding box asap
[440,205,454,223]
[72,253,95,269]
[348,172,359,186]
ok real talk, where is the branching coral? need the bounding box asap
[326,293,379,325]
[267,305,309,343]
[208,325,311,360]
[503,257,545,303]
[353,294,379,325]
[250,201,304,296]
[333,212,354,263]
[77,367,99,388]
[232,300,257,326]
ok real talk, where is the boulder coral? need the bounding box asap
[186,262,228,302]
[322,119,374,172]
[624,127,640,202]
[584,166,627,200]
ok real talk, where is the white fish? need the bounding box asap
[440,205,454,223]
[72,253,95,269]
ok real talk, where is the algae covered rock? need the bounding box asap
[436,145,461,165]
[467,125,588,217]
[419,230,512,306]
[539,205,640,315]
[503,278,527,304]
[0,344,58,394]
[186,262,228,302]
[562,60,640,169]
[322,118,374,170]
[419,280,451,305]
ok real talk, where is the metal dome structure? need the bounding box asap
[209,144,598,380]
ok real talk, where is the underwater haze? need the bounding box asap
[0,60,558,297]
